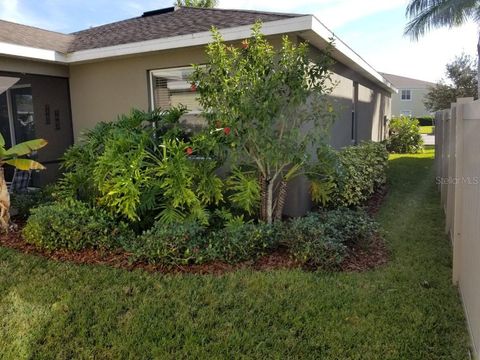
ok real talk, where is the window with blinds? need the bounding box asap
[150,67,202,113]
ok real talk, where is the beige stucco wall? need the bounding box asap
[283,51,392,217]
[328,62,390,148]
[391,88,431,117]
[0,56,69,78]
[69,47,205,139]
[69,36,287,139]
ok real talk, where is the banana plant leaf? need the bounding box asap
[0,133,4,148]
[4,139,48,158]
[4,158,46,170]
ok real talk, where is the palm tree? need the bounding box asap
[0,134,47,232]
[174,0,218,7]
[405,0,480,95]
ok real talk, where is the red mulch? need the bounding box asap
[0,187,389,275]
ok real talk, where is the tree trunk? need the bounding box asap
[477,32,480,99]
[274,180,288,221]
[259,174,268,222]
[266,179,274,224]
[0,167,10,232]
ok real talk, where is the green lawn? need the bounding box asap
[420,125,435,135]
[0,150,471,359]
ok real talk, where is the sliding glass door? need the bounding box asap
[0,84,36,182]
[10,86,35,144]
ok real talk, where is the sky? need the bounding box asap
[0,0,478,83]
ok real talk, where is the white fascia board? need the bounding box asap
[310,16,397,93]
[66,15,313,64]
[0,42,67,63]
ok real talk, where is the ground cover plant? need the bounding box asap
[0,149,471,359]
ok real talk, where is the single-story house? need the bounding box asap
[0,6,396,215]
[381,72,435,118]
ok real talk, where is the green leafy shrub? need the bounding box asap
[284,209,378,270]
[23,200,134,251]
[204,223,281,263]
[320,208,378,248]
[10,186,54,219]
[284,213,346,270]
[127,220,281,266]
[126,222,206,266]
[309,142,389,208]
[416,116,434,127]
[56,108,226,230]
[56,111,148,204]
[386,116,424,153]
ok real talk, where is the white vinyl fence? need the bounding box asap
[435,97,480,358]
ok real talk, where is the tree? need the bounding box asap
[0,134,47,231]
[404,0,480,95]
[424,53,478,111]
[174,0,218,7]
[191,23,335,224]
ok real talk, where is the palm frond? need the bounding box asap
[405,0,478,39]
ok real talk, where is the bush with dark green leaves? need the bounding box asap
[125,222,206,266]
[309,141,389,208]
[386,116,424,153]
[127,221,282,266]
[10,186,54,219]
[204,222,281,263]
[283,209,378,270]
[416,116,434,127]
[23,200,134,251]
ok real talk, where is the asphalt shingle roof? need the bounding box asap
[0,7,303,53]
[380,73,436,89]
[70,7,302,52]
[0,19,74,53]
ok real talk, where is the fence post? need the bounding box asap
[446,103,457,234]
[435,111,442,184]
[440,108,450,209]
[452,97,473,284]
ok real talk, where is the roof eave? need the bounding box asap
[0,14,396,93]
[304,17,396,93]
[65,15,313,63]
[0,41,68,63]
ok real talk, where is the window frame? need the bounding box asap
[400,89,412,101]
[148,66,204,114]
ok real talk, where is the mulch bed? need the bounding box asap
[0,229,388,275]
[366,184,389,216]
[0,229,300,275]
[0,186,389,275]
[340,234,389,272]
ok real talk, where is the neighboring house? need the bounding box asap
[381,72,435,118]
[0,6,395,215]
